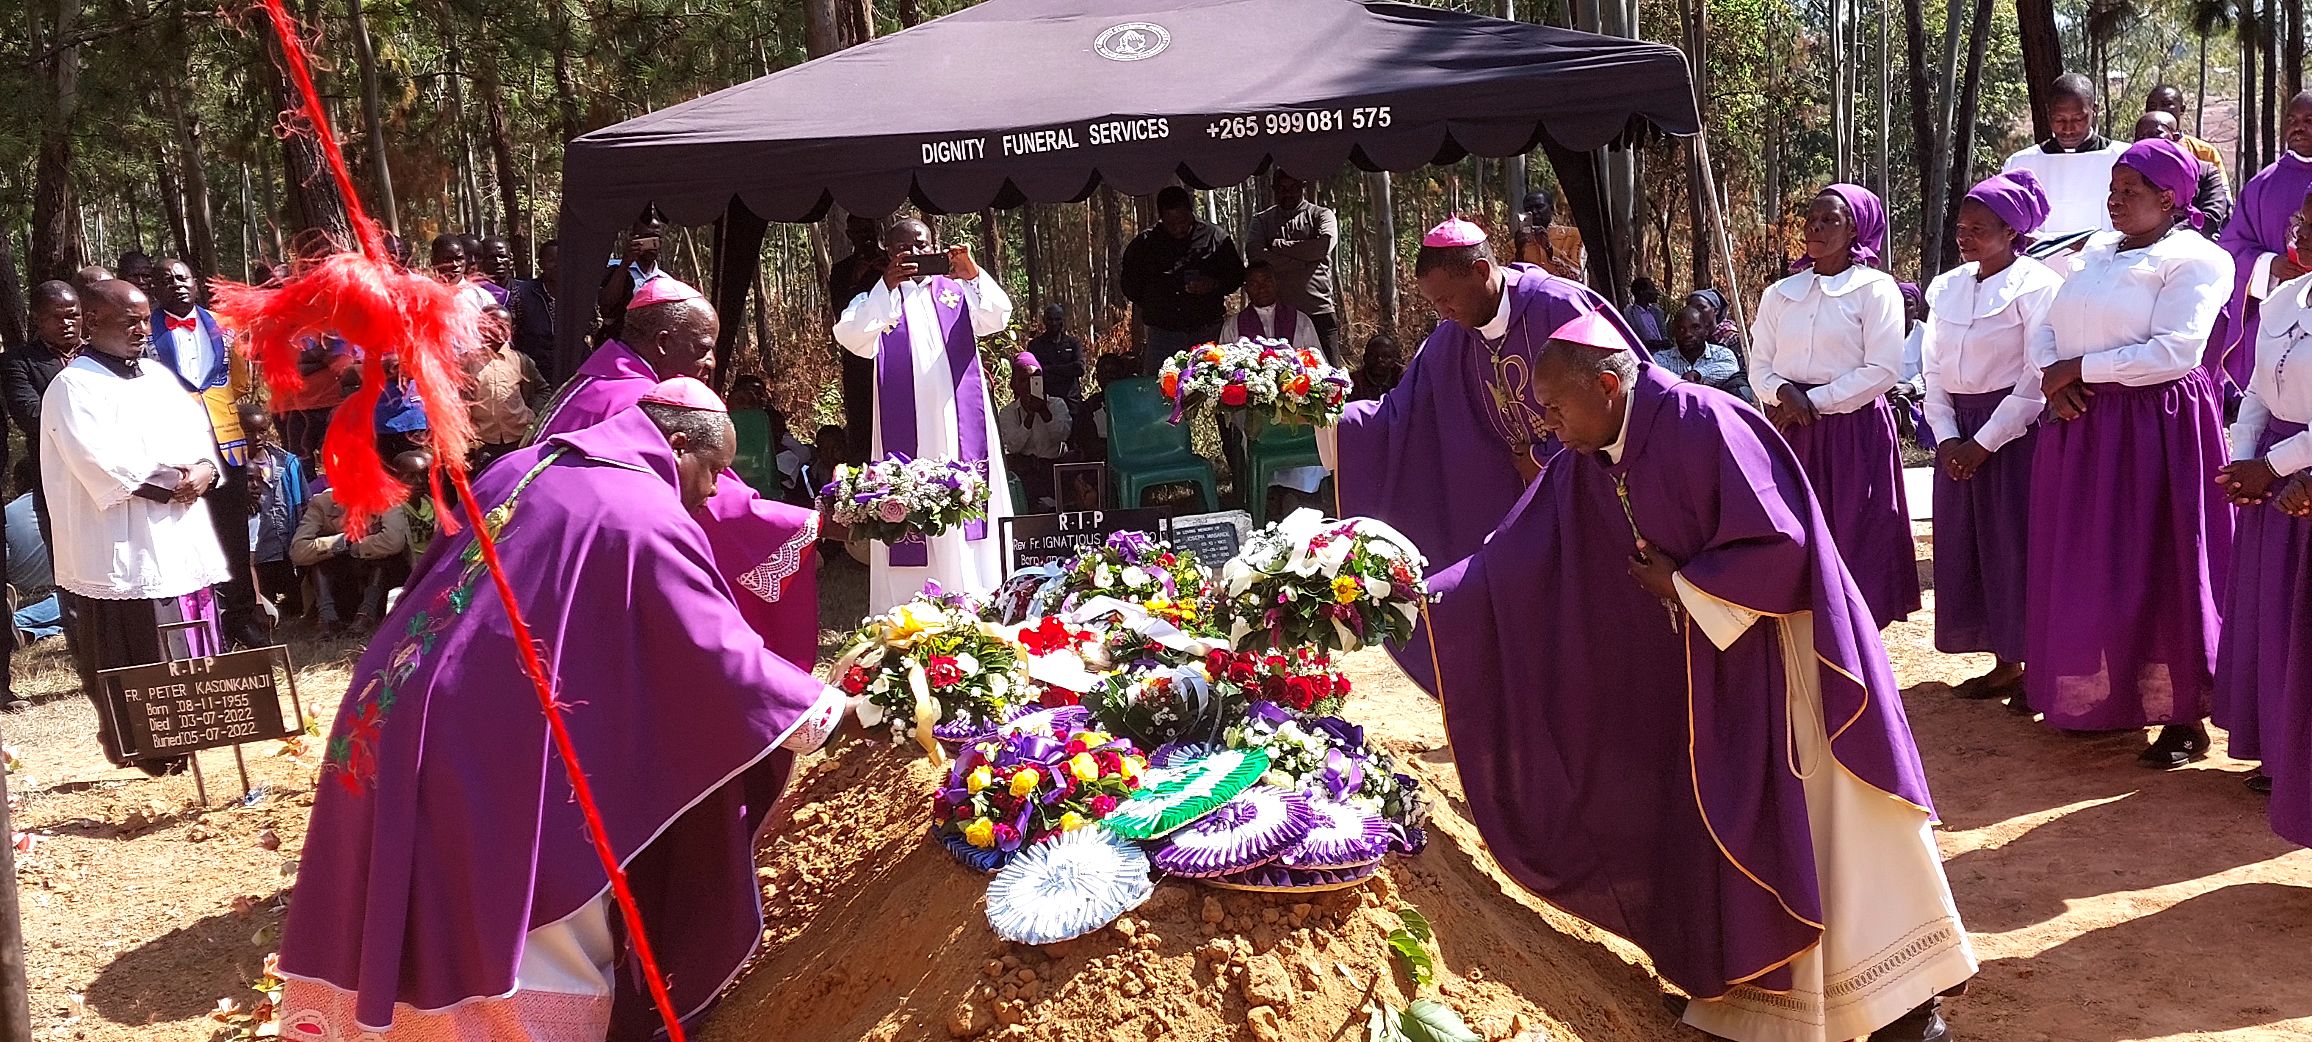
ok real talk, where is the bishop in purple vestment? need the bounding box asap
[531,276,821,667]
[2207,93,2312,396]
[276,392,849,1042]
[1419,313,1973,1042]
[1332,218,1641,685]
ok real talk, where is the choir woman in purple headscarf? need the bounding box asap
[1922,171,2065,705]
[2213,184,2312,829]
[2026,137,2235,767]
[1748,183,1921,628]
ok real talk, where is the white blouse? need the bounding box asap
[1920,256,2063,451]
[2228,271,2312,476]
[2027,229,2231,387]
[39,354,230,600]
[1748,265,1906,415]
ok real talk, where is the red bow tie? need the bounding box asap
[163,313,198,333]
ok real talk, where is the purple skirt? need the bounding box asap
[2024,371,2234,730]
[1932,391,2038,660]
[1783,397,1920,628]
[2213,419,2311,765]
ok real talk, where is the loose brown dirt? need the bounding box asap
[10,549,2311,1041]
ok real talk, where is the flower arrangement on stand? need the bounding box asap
[1220,510,1430,654]
[819,453,990,545]
[931,721,1147,872]
[834,593,1030,760]
[1157,336,1351,428]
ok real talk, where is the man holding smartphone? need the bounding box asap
[1120,186,1245,373]
[832,218,1018,611]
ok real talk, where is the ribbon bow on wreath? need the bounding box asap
[210,3,694,1040]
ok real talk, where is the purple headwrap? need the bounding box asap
[2115,138,2206,230]
[1791,183,1886,272]
[1963,169,2052,248]
[1897,282,1923,306]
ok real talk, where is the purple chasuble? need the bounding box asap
[877,274,990,566]
[2210,155,2312,392]
[1335,265,1645,685]
[530,340,821,667]
[1237,304,1299,343]
[1420,365,1934,999]
[278,408,831,1031]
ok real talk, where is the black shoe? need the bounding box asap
[1952,675,2000,700]
[2247,772,2275,795]
[2138,724,2210,769]
[1877,997,1954,1042]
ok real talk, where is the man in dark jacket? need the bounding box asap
[508,238,560,385]
[2,281,83,547]
[1119,186,1244,373]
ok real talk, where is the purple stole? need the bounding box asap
[877,275,989,567]
[1237,304,1299,343]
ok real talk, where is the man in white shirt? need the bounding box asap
[40,280,231,776]
[997,353,1071,511]
[833,218,1016,611]
[2003,73,2128,242]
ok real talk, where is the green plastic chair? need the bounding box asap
[730,410,778,495]
[1008,471,1027,511]
[1244,421,1325,527]
[1105,377,1218,510]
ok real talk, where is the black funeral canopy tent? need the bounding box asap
[553,0,1701,372]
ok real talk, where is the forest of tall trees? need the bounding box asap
[1,0,2301,422]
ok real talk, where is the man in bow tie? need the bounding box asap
[149,257,266,649]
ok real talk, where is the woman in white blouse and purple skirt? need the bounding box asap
[2027,138,2235,768]
[1923,170,2065,705]
[2214,185,2312,835]
[1749,183,1922,628]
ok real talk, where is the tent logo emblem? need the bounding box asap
[1094,21,1170,62]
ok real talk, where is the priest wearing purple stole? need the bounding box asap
[531,276,822,668]
[1419,310,1974,1042]
[833,218,1016,612]
[1329,217,1640,685]
[2207,92,2312,397]
[1224,261,1320,353]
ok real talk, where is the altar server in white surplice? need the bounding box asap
[833,218,1016,613]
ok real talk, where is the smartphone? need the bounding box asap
[908,249,953,277]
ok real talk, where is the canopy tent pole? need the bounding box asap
[1690,125,1750,368]
[709,198,770,394]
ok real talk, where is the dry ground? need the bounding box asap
[7,541,2310,1041]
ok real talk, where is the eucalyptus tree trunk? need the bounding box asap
[2016,0,2064,141]
[478,48,525,240]
[1943,0,1995,257]
[1904,0,1942,274]
[156,142,192,263]
[1370,172,1398,332]
[163,79,218,278]
[346,0,398,233]
[30,0,85,281]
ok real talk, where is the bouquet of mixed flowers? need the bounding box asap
[1220,510,1429,654]
[1224,702,1430,838]
[1203,646,1351,716]
[835,592,1029,759]
[932,718,1148,871]
[819,453,990,546]
[1158,336,1351,428]
[1057,531,1214,630]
